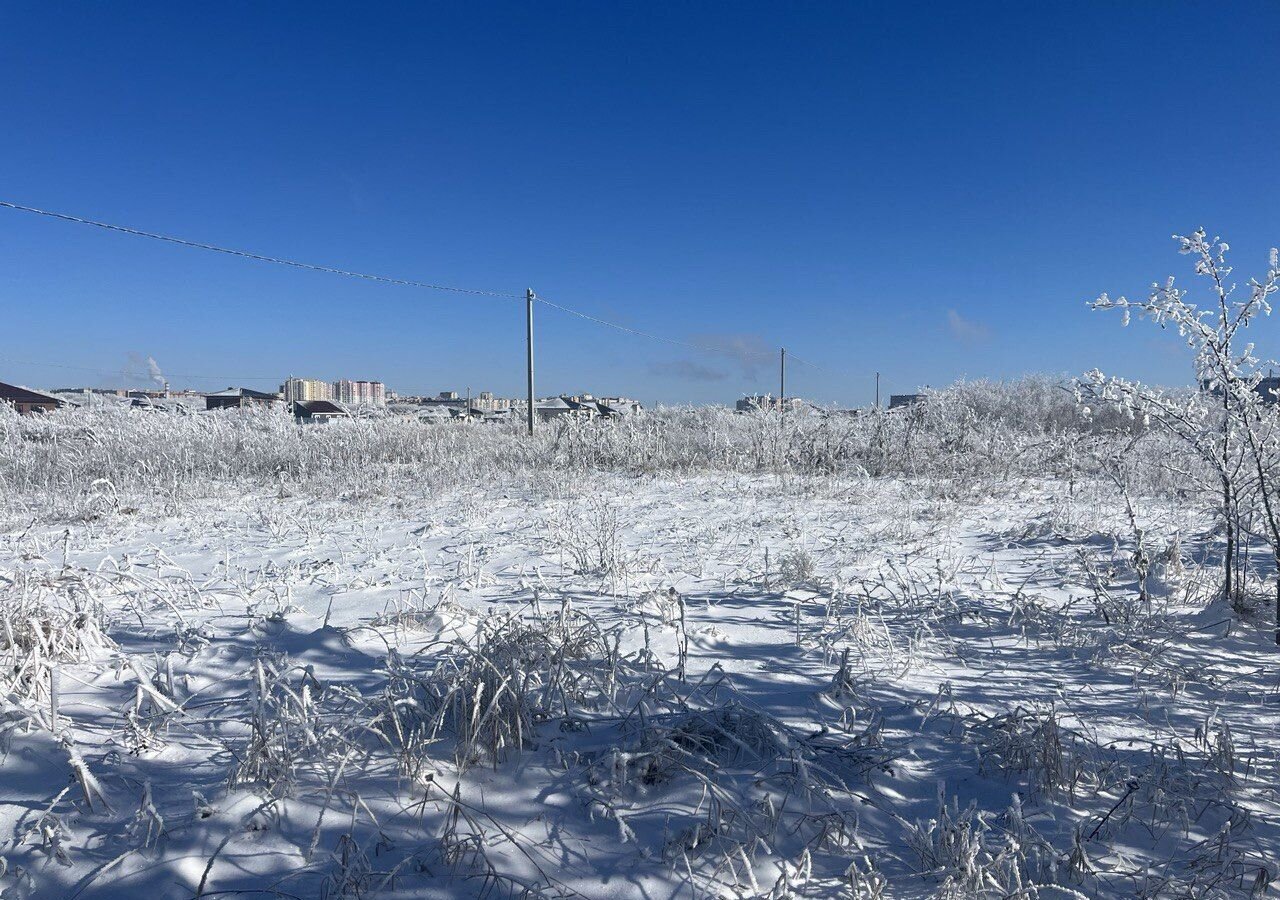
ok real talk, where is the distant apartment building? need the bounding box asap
[333,379,386,406]
[472,391,512,412]
[281,378,334,403]
[412,390,514,414]
[281,378,386,405]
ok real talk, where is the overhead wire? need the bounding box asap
[0,200,521,299]
[785,351,873,382]
[1,199,884,394]
[533,296,778,361]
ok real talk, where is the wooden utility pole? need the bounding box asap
[779,347,786,410]
[875,372,880,408]
[526,288,536,435]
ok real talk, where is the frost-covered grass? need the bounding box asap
[0,376,1165,516]
[1,388,1277,898]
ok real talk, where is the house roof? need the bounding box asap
[294,400,348,416]
[209,387,281,400]
[0,381,65,406]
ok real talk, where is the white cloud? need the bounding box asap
[947,309,990,344]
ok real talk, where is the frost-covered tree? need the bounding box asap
[1082,229,1280,641]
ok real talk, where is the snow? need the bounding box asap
[1,464,1278,898]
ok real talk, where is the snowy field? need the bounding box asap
[1,398,1279,899]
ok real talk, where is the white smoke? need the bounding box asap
[120,352,167,389]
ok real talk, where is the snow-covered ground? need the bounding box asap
[2,469,1278,898]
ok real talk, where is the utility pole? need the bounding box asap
[779,347,786,411]
[526,288,536,436]
[875,372,880,409]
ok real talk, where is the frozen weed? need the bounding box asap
[230,656,365,797]
[904,787,1081,898]
[551,497,629,584]
[965,704,1099,803]
[778,548,817,587]
[0,565,113,707]
[376,601,624,771]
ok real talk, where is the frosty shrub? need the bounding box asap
[1083,228,1280,638]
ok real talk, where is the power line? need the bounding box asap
[784,351,836,375]
[0,199,775,361]
[533,296,778,361]
[1,199,885,393]
[782,351,878,385]
[0,200,521,299]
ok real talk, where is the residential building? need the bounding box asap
[281,378,334,403]
[334,379,386,406]
[0,381,65,414]
[534,397,576,420]
[472,391,513,412]
[206,387,283,410]
[292,399,350,423]
[517,393,643,421]
[888,393,924,409]
[597,396,642,417]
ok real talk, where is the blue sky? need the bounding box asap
[2,2,1279,405]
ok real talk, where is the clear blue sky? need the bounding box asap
[2,2,1279,405]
